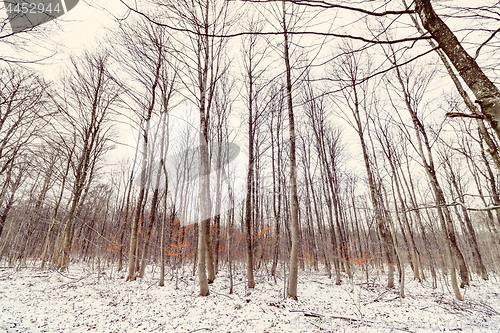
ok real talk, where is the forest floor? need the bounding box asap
[0,261,499,332]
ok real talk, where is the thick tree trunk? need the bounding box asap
[0,182,17,242]
[404,0,500,173]
[205,217,215,283]
[197,218,209,295]
[414,0,500,140]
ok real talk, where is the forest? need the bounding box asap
[1,0,500,331]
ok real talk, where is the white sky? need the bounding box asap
[2,0,499,197]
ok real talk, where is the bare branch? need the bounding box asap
[474,27,500,59]
[119,0,431,44]
[445,112,486,119]
[404,201,500,212]
[241,0,415,16]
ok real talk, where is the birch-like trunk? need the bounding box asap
[282,0,300,299]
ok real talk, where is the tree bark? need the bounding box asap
[414,0,500,140]
[282,0,300,300]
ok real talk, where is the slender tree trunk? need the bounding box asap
[445,160,488,280]
[353,88,394,288]
[244,70,256,288]
[60,185,85,271]
[270,101,282,277]
[159,163,168,286]
[139,112,169,278]
[391,61,467,299]
[126,119,150,281]
[379,132,420,281]
[41,146,74,271]
[227,180,234,294]
[282,1,300,299]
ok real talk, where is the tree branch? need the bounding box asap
[445,112,486,119]
[404,201,500,212]
[119,0,431,44]
[241,0,415,16]
[474,27,500,59]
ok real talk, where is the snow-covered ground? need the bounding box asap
[0,261,499,332]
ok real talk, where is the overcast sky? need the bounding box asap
[3,0,498,182]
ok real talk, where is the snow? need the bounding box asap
[1,262,499,332]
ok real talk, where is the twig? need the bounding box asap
[146,280,159,290]
[330,315,367,322]
[372,289,389,302]
[149,323,164,332]
[289,309,322,317]
[56,268,87,280]
[305,319,333,332]
[310,279,331,285]
[57,275,87,288]
[292,310,415,333]
[331,317,415,333]
[209,290,235,300]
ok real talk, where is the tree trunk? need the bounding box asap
[197,92,211,296]
[414,0,500,141]
[354,92,394,289]
[159,162,168,287]
[394,65,465,299]
[282,1,300,300]
[445,159,488,280]
[404,0,500,173]
[126,119,150,281]
[244,70,256,288]
[270,100,283,277]
[139,111,169,278]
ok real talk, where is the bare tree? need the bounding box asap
[40,135,75,271]
[241,15,270,289]
[413,0,500,142]
[268,85,285,278]
[58,51,121,272]
[280,0,301,300]
[385,56,467,300]
[112,17,169,281]
[150,0,234,295]
[331,43,395,289]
